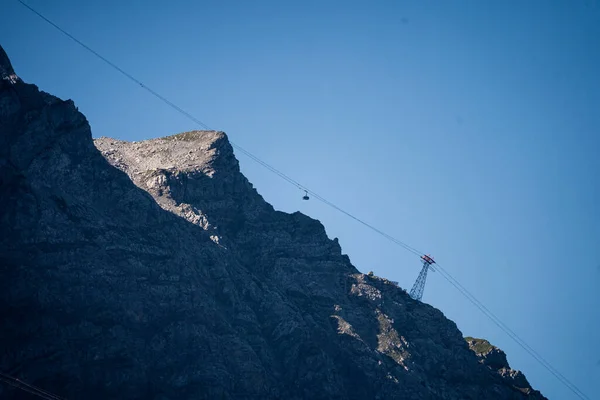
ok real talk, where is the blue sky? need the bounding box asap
[3,0,599,398]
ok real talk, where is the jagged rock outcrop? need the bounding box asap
[0,46,18,84]
[0,44,546,399]
[466,338,542,397]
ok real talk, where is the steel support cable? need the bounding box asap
[0,373,63,400]
[233,143,424,255]
[228,143,425,257]
[0,379,54,400]
[433,264,590,400]
[14,1,590,398]
[0,372,65,400]
[309,190,424,256]
[231,143,423,255]
[16,0,424,258]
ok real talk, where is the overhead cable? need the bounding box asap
[15,1,590,398]
[0,371,65,400]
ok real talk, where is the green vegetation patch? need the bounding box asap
[464,337,494,354]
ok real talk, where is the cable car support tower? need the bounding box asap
[409,255,436,301]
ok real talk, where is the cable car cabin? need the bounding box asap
[302,190,309,200]
[421,254,435,265]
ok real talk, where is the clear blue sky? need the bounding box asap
[3,1,599,398]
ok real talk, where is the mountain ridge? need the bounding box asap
[0,44,545,400]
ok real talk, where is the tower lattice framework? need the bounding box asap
[409,255,435,301]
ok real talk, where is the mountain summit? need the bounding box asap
[0,44,545,399]
[0,45,18,83]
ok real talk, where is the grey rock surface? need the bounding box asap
[0,45,19,84]
[0,44,546,399]
[466,337,541,396]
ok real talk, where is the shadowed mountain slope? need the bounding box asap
[0,44,545,400]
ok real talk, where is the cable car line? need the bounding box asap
[433,264,590,400]
[16,0,423,257]
[0,371,65,400]
[13,1,591,398]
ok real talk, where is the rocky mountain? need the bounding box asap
[465,338,542,397]
[0,44,546,399]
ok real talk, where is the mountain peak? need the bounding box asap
[1,44,547,400]
[95,130,234,175]
[0,45,19,83]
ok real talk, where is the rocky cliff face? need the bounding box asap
[465,338,541,396]
[0,44,545,399]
